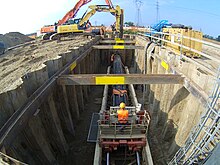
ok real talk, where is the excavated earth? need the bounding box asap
[0,32,34,48]
[0,34,219,164]
[0,36,92,94]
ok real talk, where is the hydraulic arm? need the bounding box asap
[41,0,115,34]
[57,0,92,25]
[77,5,123,37]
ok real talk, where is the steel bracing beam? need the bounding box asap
[57,74,184,85]
[92,45,144,49]
[99,40,135,44]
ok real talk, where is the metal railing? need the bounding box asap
[137,32,220,164]
[138,31,220,76]
[168,67,220,164]
[98,107,150,138]
[0,152,28,165]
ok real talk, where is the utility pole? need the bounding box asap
[156,0,159,22]
[135,0,143,27]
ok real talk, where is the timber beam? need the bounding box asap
[92,45,144,50]
[57,74,184,85]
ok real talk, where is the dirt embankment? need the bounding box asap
[0,32,34,48]
[0,36,91,93]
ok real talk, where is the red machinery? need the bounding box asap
[40,0,114,34]
[97,54,150,164]
[41,0,92,33]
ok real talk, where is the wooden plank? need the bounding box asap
[92,45,144,50]
[57,74,184,85]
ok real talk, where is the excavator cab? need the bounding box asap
[64,18,81,25]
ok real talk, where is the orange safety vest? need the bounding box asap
[117,109,129,123]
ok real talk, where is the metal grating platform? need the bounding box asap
[87,113,100,142]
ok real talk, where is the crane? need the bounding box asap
[41,0,116,40]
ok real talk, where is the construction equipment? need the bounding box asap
[163,27,203,57]
[41,0,92,40]
[0,42,5,55]
[50,4,124,40]
[146,20,171,36]
[41,0,118,40]
[97,53,150,164]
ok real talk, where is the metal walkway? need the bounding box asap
[87,113,100,142]
[169,67,220,164]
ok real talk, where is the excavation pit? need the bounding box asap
[0,35,216,165]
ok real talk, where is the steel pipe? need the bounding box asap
[125,66,141,111]
[100,66,111,113]
[136,151,140,165]
[107,152,110,165]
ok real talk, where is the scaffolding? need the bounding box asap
[169,67,220,164]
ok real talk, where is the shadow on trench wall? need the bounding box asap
[169,86,190,112]
[147,90,180,165]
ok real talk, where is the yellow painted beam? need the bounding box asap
[161,60,169,70]
[96,76,125,85]
[57,74,184,85]
[70,61,77,71]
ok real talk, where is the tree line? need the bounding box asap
[203,34,220,42]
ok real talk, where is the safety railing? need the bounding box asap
[0,151,28,165]
[137,32,220,164]
[138,31,220,76]
[98,107,150,138]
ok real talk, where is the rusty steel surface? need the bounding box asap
[57,74,185,85]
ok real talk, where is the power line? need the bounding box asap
[145,2,220,18]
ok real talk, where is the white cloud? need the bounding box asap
[0,0,74,34]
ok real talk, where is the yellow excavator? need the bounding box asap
[50,5,124,40]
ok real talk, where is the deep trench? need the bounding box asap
[1,38,205,165]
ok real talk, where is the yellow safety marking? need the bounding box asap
[96,76,125,85]
[116,40,125,44]
[113,45,125,49]
[70,61,77,71]
[161,60,169,70]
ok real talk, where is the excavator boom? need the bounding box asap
[78,5,123,35]
[41,0,115,34]
[58,0,92,25]
[105,0,114,9]
[41,0,92,34]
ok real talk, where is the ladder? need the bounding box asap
[169,67,220,164]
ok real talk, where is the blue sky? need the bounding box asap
[0,0,219,37]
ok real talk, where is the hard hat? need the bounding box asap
[119,102,126,109]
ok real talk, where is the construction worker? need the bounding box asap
[117,102,129,124]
